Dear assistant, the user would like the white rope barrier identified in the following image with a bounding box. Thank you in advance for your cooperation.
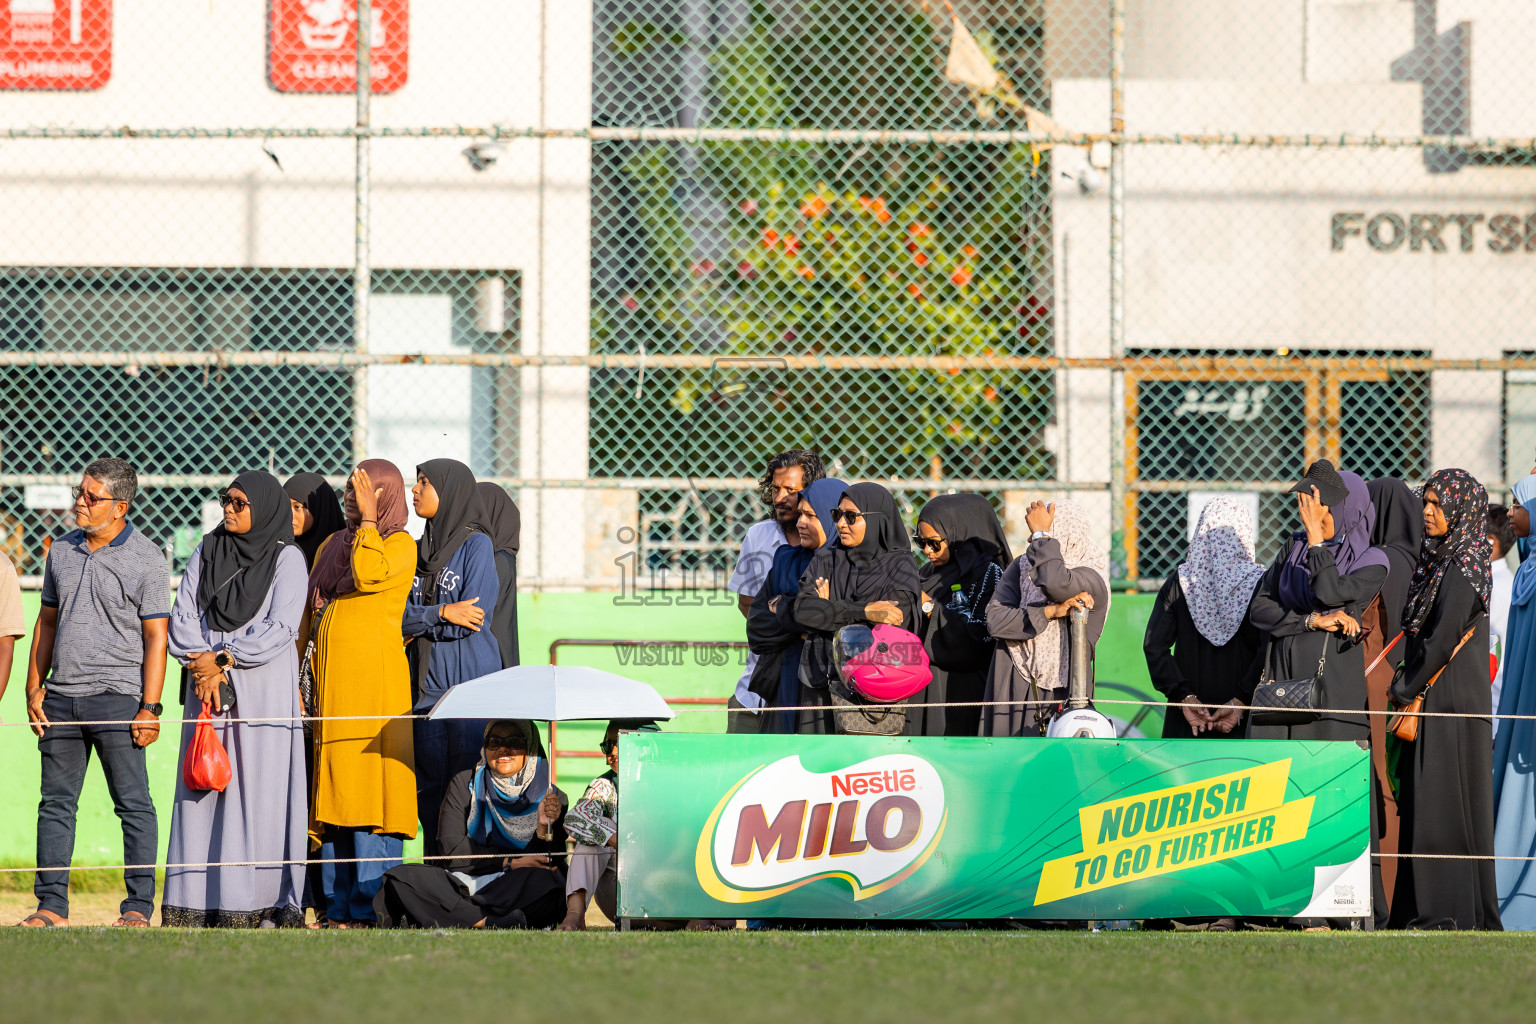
[0,697,1530,728]
[0,850,608,875]
[4,699,1527,875]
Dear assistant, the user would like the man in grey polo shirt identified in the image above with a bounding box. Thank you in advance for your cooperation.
[20,458,170,928]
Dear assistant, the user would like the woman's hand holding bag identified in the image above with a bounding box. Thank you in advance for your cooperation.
[182,703,233,792]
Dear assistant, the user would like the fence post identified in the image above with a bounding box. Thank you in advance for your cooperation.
[352,0,373,466]
[1107,0,1128,581]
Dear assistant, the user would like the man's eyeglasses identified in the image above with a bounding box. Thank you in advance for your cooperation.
[829,509,882,525]
[913,535,944,552]
[486,734,529,752]
[600,739,617,756]
[218,490,251,512]
[71,486,121,508]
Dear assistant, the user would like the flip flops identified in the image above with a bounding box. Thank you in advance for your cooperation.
[19,912,68,928]
[111,911,152,928]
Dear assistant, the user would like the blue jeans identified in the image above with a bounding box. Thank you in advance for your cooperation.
[413,716,489,854]
[320,830,404,923]
[35,692,159,920]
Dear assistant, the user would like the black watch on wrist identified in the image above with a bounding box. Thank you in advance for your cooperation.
[214,650,232,670]
[139,701,163,716]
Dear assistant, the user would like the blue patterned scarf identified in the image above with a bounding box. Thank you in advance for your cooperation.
[465,720,549,850]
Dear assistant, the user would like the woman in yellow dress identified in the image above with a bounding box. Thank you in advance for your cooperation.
[301,459,417,927]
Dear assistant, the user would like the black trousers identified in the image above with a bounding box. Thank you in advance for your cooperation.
[375,864,566,929]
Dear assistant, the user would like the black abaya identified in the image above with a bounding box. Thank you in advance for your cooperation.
[478,482,521,669]
[910,563,1002,737]
[488,548,520,668]
[1247,547,1386,741]
[792,483,921,734]
[1388,568,1502,930]
[909,494,1010,737]
[374,768,568,929]
[1144,574,1265,739]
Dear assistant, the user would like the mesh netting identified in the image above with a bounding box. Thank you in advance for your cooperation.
[2,1,1534,584]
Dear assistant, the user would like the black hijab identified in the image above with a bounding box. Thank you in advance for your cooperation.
[477,482,521,555]
[1367,477,1423,640]
[283,473,346,570]
[916,493,1013,595]
[1402,468,1491,637]
[826,482,922,606]
[416,459,487,602]
[477,481,521,670]
[198,471,294,633]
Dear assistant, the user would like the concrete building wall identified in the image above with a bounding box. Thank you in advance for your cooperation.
[0,1,598,585]
[1049,0,1536,555]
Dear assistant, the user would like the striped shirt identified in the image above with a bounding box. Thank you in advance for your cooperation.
[40,521,171,697]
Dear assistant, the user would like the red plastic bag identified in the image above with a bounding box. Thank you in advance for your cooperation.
[182,704,232,793]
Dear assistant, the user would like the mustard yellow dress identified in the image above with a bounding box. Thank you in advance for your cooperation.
[305,528,419,843]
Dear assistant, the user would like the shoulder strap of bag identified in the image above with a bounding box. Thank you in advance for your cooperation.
[1365,631,1404,676]
[1417,625,1478,696]
[1255,618,1332,687]
[1256,632,1273,686]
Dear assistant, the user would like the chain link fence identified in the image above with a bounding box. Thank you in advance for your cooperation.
[2,1,1534,588]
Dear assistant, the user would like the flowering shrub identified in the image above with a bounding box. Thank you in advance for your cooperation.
[589,7,1053,480]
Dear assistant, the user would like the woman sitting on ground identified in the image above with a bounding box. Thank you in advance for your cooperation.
[374,720,568,929]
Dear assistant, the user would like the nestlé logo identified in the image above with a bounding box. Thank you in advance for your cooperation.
[694,754,947,903]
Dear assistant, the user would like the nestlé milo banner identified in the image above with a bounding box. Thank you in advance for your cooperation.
[617,734,1370,921]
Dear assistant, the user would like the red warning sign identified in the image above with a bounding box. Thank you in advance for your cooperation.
[1,0,112,90]
[269,0,408,94]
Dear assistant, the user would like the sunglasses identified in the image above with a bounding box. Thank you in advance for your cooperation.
[486,734,528,752]
[218,490,252,512]
[600,739,617,756]
[913,535,944,552]
[71,485,120,508]
[829,509,883,525]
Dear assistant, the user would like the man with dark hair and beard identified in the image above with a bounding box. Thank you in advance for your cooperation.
[725,449,825,734]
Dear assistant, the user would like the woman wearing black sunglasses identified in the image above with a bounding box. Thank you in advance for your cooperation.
[375,720,568,929]
[909,494,1012,737]
[793,483,922,733]
[164,471,308,927]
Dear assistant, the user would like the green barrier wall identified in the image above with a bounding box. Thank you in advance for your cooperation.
[621,733,1371,920]
[0,591,1164,865]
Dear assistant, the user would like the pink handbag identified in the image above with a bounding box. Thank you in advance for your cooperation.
[834,623,932,703]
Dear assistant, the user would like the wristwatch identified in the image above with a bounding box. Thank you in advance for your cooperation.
[1029,530,1051,542]
[214,650,233,670]
[139,701,163,716]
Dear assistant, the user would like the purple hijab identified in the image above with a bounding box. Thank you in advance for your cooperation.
[1276,470,1391,612]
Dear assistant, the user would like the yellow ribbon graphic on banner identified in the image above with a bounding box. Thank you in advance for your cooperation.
[1034,759,1313,905]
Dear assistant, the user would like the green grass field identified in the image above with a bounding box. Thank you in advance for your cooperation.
[1,930,1532,1023]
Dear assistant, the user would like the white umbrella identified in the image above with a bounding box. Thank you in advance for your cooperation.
[426,665,676,722]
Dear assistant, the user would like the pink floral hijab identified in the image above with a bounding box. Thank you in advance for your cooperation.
[1177,497,1265,647]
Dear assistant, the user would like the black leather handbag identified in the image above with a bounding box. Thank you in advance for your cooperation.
[1249,636,1328,727]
